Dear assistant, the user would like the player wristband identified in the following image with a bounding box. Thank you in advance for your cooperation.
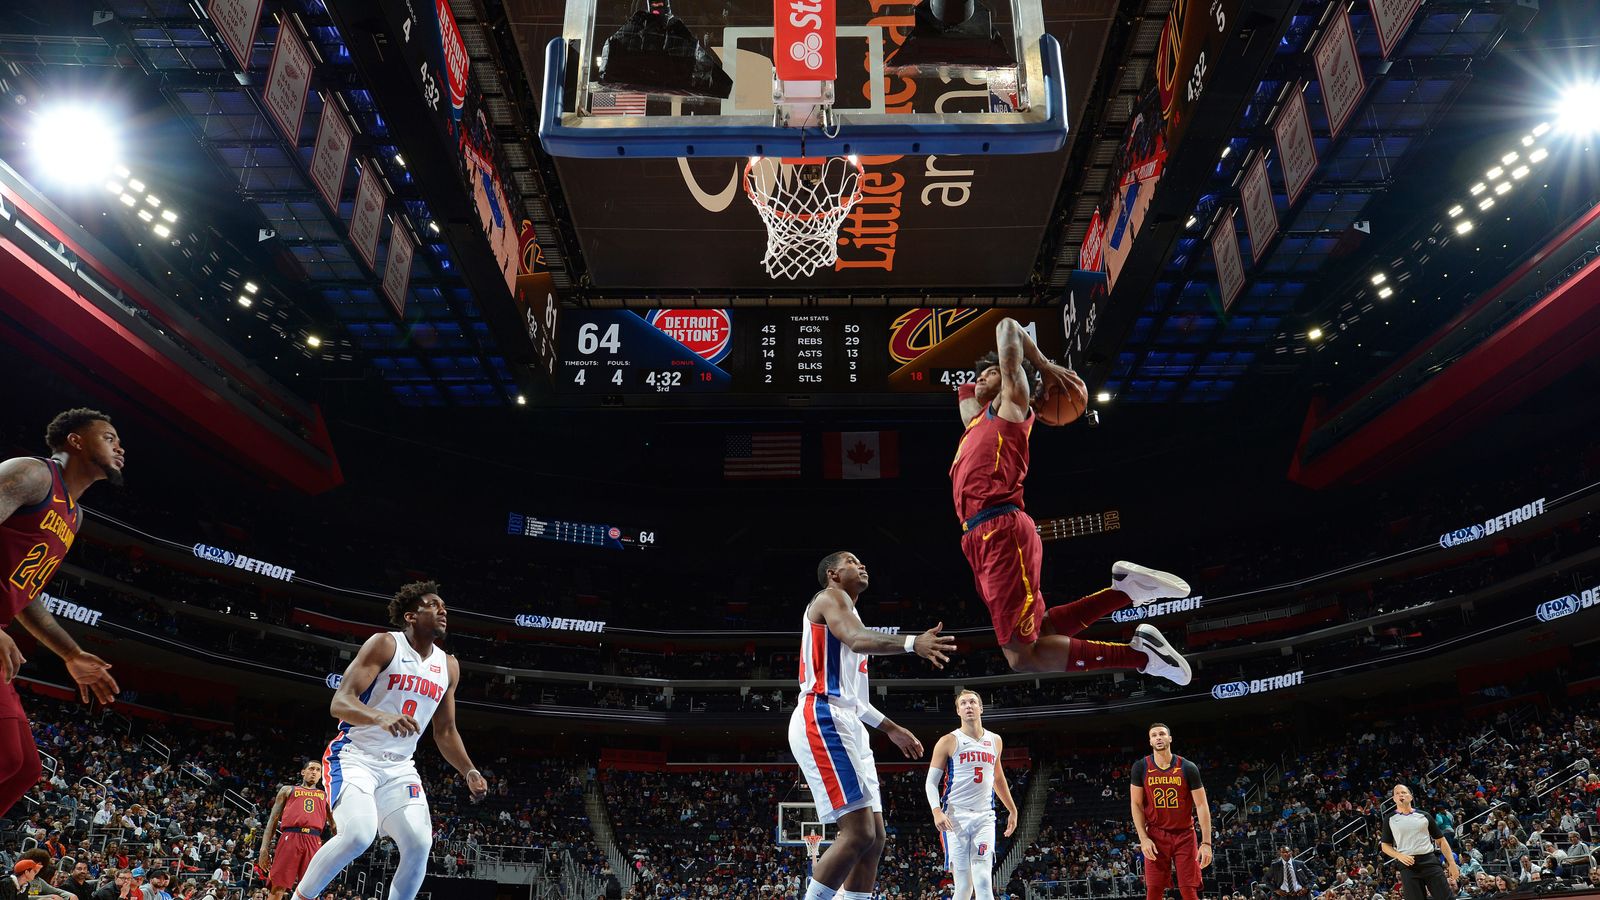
[467,769,480,778]
[904,635,916,653]
[958,382,977,401]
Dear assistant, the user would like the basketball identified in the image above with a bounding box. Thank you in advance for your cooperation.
[1035,383,1086,426]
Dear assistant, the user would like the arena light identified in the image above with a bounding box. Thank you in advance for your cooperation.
[244,281,259,294]
[1494,182,1512,195]
[127,178,145,192]
[119,193,136,206]
[1447,205,1464,218]
[1095,390,1111,403]
[1556,83,1600,134]
[1501,151,1518,165]
[427,221,441,234]
[1529,148,1549,163]
[152,223,171,238]
[161,209,178,223]
[237,295,253,308]
[1377,286,1394,299]
[1370,272,1387,286]
[1512,165,1529,179]
[1307,327,1323,341]
[1478,197,1495,211]
[136,208,153,222]
[1522,135,1535,147]
[144,194,160,207]
[1486,166,1504,179]
[31,105,119,186]
[516,394,528,406]
[104,180,122,194]
[1533,122,1552,137]
[1470,183,1486,195]
[1455,220,1474,234]
[306,335,322,348]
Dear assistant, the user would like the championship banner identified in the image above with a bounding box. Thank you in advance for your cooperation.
[208,0,264,69]
[348,159,385,270]
[263,15,314,143]
[382,216,416,318]
[1210,209,1245,311]
[1273,85,1318,207]
[309,94,353,209]
[1314,4,1365,140]
[1239,152,1278,262]
[1370,0,1424,60]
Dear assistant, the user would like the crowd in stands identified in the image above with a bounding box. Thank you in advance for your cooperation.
[0,695,604,900]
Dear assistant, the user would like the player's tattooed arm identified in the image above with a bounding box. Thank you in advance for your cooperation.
[0,457,51,524]
[996,318,1075,411]
[813,590,955,666]
[258,785,293,866]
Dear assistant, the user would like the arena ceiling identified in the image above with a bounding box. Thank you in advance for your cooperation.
[0,0,1587,412]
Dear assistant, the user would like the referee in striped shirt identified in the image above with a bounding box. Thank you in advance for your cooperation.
[1380,784,1460,900]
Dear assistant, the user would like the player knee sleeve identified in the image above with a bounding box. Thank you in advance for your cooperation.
[951,865,973,900]
[971,861,994,900]
[383,805,433,900]
[294,793,378,899]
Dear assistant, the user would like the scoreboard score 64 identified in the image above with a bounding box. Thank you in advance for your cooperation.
[554,305,1079,399]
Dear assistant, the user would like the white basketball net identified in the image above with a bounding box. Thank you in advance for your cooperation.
[802,833,824,862]
[744,156,864,279]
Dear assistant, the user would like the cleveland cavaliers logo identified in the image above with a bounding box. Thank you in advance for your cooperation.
[887,309,982,365]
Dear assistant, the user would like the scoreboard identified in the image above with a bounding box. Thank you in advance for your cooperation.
[507,512,656,550]
[550,305,1082,402]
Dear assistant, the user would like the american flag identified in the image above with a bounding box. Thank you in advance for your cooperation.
[590,91,648,116]
[724,432,802,479]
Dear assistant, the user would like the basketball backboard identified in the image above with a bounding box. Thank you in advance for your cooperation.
[778,800,840,846]
[537,0,1064,159]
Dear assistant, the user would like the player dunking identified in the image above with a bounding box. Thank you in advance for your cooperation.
[291,582,488,900]
[1130,723,1212,900]
[926,690,1017,900]
[789,551,956,900]
[0,409,122,818]
[952,319,1193,683]
[259,760,332,900]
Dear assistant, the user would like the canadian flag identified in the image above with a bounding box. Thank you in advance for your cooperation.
[823,431,899,480]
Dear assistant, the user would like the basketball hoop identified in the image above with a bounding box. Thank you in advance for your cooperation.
[744,155,864,279]
[802,833,824,863]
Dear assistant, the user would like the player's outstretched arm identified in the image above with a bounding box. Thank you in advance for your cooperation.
[995,319,1080,418]
[994,736,1019,837]
[814,590,956,666]
[257,785,292,870]
[0,458,50,524]
[15,601,116,703]
[926,733,955,831]
[432,655,488,801]
[956,382,984,425]
[330,633,412,733]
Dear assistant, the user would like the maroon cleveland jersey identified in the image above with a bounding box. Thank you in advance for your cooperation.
[1,459,81,626]
[950,404,1035,523]
[1132,754,1203,831]
[279,785,330,831]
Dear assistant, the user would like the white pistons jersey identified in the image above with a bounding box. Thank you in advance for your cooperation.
[797,605,869,707]
[340,632,450,759]
[942,728,1000,813]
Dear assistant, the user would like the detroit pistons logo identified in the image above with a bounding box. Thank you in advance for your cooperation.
[647,309,733,364]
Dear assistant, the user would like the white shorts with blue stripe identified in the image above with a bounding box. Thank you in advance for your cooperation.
[942,807,997,874]
[323,733,429,827]
[788,694,881,823]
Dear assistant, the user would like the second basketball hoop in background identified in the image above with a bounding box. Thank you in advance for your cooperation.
[744,155,864,279]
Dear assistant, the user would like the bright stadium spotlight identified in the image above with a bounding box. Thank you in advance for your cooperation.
[1370,272,1387,286]
[306,335,322,348]
[1095,390,1111,403]
[1447,205,1464,218]
[1556,82,1600,134]
[1307,327,1323,341]
[1377,286,1394,299]
[1529,148,1549,163]
[152,223,171,238]
[1456,220,1474,234]
[31,105,119,187]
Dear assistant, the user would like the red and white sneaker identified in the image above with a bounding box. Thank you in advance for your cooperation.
[1131,624,1193,686]
[1112,561,1191,606]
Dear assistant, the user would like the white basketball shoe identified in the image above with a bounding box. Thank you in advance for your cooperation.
[1130,624,1193,686]
[1111,561,1191,606]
